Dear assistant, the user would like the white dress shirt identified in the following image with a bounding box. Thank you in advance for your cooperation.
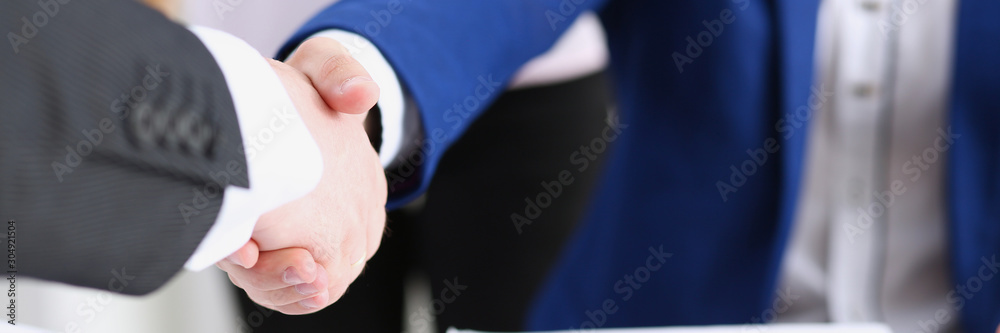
[183,27,323,270]
[778,0,959,332]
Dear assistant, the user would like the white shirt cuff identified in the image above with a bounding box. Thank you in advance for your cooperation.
[307,30,408,167]
[183,26,324,271]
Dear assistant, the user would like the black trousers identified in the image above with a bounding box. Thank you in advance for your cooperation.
[236,71,613,333]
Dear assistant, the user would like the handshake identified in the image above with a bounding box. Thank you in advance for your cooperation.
[216,37,388,315]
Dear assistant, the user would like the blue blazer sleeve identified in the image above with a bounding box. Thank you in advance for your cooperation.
[278,0,607,209]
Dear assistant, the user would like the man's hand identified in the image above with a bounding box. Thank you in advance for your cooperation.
[218,48,386,315]
[285,37,381,115]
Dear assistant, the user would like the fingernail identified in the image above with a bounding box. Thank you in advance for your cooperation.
[295,283,320,296]
[226,254,244,268]
[299,296,320,309]
[283,267,306,285]
[340,76,373,94]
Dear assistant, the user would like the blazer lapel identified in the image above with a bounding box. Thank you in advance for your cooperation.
[765,0,822,303]
[948,0,1000,330]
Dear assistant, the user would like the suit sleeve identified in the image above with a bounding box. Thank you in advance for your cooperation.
[278,0,608,208]
[0,0,248,295]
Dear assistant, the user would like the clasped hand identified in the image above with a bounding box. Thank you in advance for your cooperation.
[217,37,387,315]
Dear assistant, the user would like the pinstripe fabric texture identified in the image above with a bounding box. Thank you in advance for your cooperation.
[1,0,247,295]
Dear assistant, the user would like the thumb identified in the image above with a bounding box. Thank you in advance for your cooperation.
[285,37,380,115]
[225,239,261,269]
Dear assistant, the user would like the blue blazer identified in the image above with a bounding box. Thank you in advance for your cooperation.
[281,0,1000,331]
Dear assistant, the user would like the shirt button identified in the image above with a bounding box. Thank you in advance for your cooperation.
[847,177,865,206]
[853,83,877,98]
[859,0,881,12]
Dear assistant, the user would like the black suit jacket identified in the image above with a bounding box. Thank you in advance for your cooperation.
[0,0,248,295]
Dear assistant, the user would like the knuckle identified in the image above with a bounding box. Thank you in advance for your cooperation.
[319,53,356,82]
[296,38,331,57]
[298,37,324,52]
